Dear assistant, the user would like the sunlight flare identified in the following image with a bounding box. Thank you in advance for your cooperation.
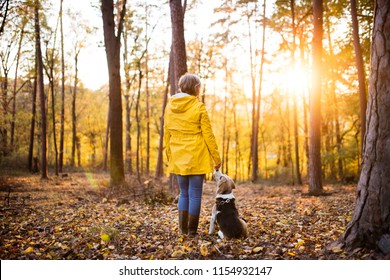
[285,64,309,97]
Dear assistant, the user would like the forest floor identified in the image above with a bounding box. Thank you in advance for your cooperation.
[0,172,385,260]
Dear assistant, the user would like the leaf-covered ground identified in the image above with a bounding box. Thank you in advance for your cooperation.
[0,172,382,260]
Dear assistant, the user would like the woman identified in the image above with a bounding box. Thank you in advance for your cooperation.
[164,73,221,235]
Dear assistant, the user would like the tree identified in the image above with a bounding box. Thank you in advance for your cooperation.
[247,0,267,182]
[290,0,302,185]
[350,0,367,155]
[122,16,136,175]
[308,0,323,195]
[169,0,187,90]
[59,0,65,173]
[167,0,187,194]
[101,0,127,186]
[28,66,38,172]
[71,48,80,168]
[156,65,170,178]
[35,0,47,179]
[338,0,390,254]
[10,14,27,149]
[43,26,59,175]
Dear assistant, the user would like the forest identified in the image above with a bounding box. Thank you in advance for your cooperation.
[1,0,390,261]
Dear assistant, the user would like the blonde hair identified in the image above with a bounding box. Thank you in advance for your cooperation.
[178,74,201,96]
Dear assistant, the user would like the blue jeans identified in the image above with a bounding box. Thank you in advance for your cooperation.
[177,175,205,216]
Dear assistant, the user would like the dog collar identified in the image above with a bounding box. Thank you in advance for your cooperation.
[216,196,235,207]
[216,193,235,199]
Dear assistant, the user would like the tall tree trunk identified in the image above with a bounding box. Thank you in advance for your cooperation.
[76,136,81,167]
[168,0,187,194]
[333,90,343,179]
[260,127,268,179]
[103,109,110,171]
[156,63,170,178]
[35,0,47,179]
[11,19,26,148]
[350,0,367,155]
[308,0,323,195]
[222,58,228,172]
[145,4,150,176]
[46,54,58,175]
[124,93,133,174]
[286,95,294,183]
[248,11,257,181]
[257,0,266,178]
[28,69,38,172]
[340,0,390,252]
[168,46,176,96]
[1,64,8,157]
[101,0,127,186]
[122,26,135,175]
[46,14,60,175]
[299,33,309,179]
[135,65,142,183]
[169,0,187,88]
[71,51,79,168]
[290,0,302,185]
[233,101,240,180]
[324,5,342,180]
[59,0,65,173]
[303,92,309,178]
[50,71,58,175]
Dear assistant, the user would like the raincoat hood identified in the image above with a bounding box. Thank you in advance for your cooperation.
[169,94,198,113]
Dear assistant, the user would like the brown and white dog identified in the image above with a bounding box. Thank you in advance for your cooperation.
[208,170,248,239]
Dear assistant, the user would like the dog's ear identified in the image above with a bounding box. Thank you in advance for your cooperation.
[232,182,236,189]
[217,177,228,192]
[218,176,227,185]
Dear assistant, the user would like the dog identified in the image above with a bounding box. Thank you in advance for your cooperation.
[208,170,248,239]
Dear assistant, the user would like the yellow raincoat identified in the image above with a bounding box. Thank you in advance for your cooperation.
[164,94,221,175]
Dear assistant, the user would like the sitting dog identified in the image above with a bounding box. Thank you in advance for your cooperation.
[208,170,248,239]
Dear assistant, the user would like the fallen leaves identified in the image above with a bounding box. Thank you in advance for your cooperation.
[23,247,34,254]
[0,174,376,260]
[200,242,210,256]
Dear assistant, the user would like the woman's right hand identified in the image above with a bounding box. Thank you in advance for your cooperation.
[214,163,221,170]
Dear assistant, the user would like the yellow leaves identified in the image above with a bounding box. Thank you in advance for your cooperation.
[54,225,62,233]
[24,247,34,254]
[98,226,119,242]
[200,244,209,256]
[279,218,288,224]
[171,249,184,258]
[304,208,312,215]
[329,243,344,254]
[287,251,296,257]
[252,247,264,253]
[198,241,213,257]
[100,234,111,242]
[295,239,305,248]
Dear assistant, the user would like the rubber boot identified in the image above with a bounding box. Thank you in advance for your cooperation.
[178,210,188,234]
[188,214,200,235]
